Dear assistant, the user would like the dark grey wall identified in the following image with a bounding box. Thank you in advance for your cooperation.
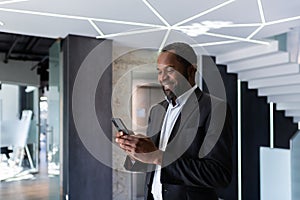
[62,35,112,200]
[241,82,270,200]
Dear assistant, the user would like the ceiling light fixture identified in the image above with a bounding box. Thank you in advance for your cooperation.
[177,21,233,37]
[204,32,269,45]
[40,96,48,101]
[247,24,265,39]
[96,27,166,39]
[174,0,235,27]
[191,40,239,47]
[25,86,36,93]
[217,23,262,28]
[142,0,170,27]
[0,20,4,26]
[88,19,104,36]
[257,0,266,23]
[159,29,171,52]
[0,7,164,28]
[0,0,29,5]
[178,23,210,37]
[266,15,300,26]
[201,20,233,29]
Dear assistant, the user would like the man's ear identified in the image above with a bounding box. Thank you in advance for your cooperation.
[187,64,197,76]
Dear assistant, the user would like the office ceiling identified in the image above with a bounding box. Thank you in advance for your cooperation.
[0,0,300,56]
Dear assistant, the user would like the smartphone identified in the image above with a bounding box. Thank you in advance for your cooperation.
[112,118,130,135]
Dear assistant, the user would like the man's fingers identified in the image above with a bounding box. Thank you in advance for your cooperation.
[116,137,136,148]
[116,131,125,138]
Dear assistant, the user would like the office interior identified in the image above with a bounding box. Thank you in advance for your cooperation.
[0,1,300,200]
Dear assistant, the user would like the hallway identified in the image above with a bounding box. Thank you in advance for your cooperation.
[0,139,61,200]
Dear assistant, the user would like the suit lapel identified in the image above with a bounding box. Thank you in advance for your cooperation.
[150,100,168,146]
[167,88,203,144]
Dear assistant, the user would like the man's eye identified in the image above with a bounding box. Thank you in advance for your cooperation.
[166,68,175,73]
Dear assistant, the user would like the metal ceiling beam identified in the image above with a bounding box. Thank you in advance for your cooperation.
[24,37,38,51]
[4,36,21,63]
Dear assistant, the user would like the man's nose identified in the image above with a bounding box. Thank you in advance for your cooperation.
[160,71,168,81]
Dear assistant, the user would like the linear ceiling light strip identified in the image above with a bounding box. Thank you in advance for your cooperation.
[88,19,104,36]
[173,0,235,27]
[247,24,265,39]
[142,0,170,27]
[96,27,165,38]
[0,0,28,5]
[265,15,300,26]
[204,32,269,45]
[0,7,164,28]
[204,23,262,28]
[257,0,266,23]
[158,29,171,52]
[191,40,239,47]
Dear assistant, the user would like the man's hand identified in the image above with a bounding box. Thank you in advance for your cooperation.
[115,132,162,165]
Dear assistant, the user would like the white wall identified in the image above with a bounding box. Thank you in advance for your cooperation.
[0,84,19,121]
[260,147,291,200]
[0,53,39,86]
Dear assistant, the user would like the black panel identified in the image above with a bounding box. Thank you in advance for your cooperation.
[19,86,34,118]
[202,56,238,200]
[203,56,298,200]
[274,107,298,149]
[241,82,269,200]
[62,35,112,200]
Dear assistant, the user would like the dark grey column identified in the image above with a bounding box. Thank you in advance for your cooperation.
[62,35,112,200]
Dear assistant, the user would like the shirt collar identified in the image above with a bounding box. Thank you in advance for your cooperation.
[165,85,197,107]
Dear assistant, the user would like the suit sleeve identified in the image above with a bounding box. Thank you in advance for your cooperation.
[161,101,233,188]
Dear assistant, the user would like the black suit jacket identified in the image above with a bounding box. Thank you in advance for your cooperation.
[125,88,233,200]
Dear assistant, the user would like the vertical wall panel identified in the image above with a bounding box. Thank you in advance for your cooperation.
[241,82,269,200]
[291,131,300,200]
[202,56,238,200]
[274,108,298,149]
[63,35,112,200]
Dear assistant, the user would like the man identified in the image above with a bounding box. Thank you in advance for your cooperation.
[115,42,233,200]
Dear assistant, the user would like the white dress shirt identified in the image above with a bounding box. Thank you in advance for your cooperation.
[151,85,197,200]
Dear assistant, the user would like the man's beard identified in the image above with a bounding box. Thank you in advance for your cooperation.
[162,70,191,102]
[163,87,177,102]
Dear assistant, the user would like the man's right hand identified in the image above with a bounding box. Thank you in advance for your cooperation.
[115,132,162,165]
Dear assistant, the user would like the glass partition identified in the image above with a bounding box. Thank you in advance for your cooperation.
[47,40,62,198]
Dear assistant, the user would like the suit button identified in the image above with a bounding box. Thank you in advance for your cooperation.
[164,189,168,192]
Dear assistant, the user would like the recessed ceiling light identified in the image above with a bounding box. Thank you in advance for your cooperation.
[201,20,233,29]
[40,96,48,101]
[0,21,4,26]
[178,23,210,37]
[177,21,233,37]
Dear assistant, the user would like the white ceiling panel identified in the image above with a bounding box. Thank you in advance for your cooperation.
[0,0,164,24]
[183,0,262,25]
[93,21,156,35]
[0,10,97,38]
[0,0,299,55]
[147,0,227,25]
[209,26,259,38]
[262,0,300,22]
